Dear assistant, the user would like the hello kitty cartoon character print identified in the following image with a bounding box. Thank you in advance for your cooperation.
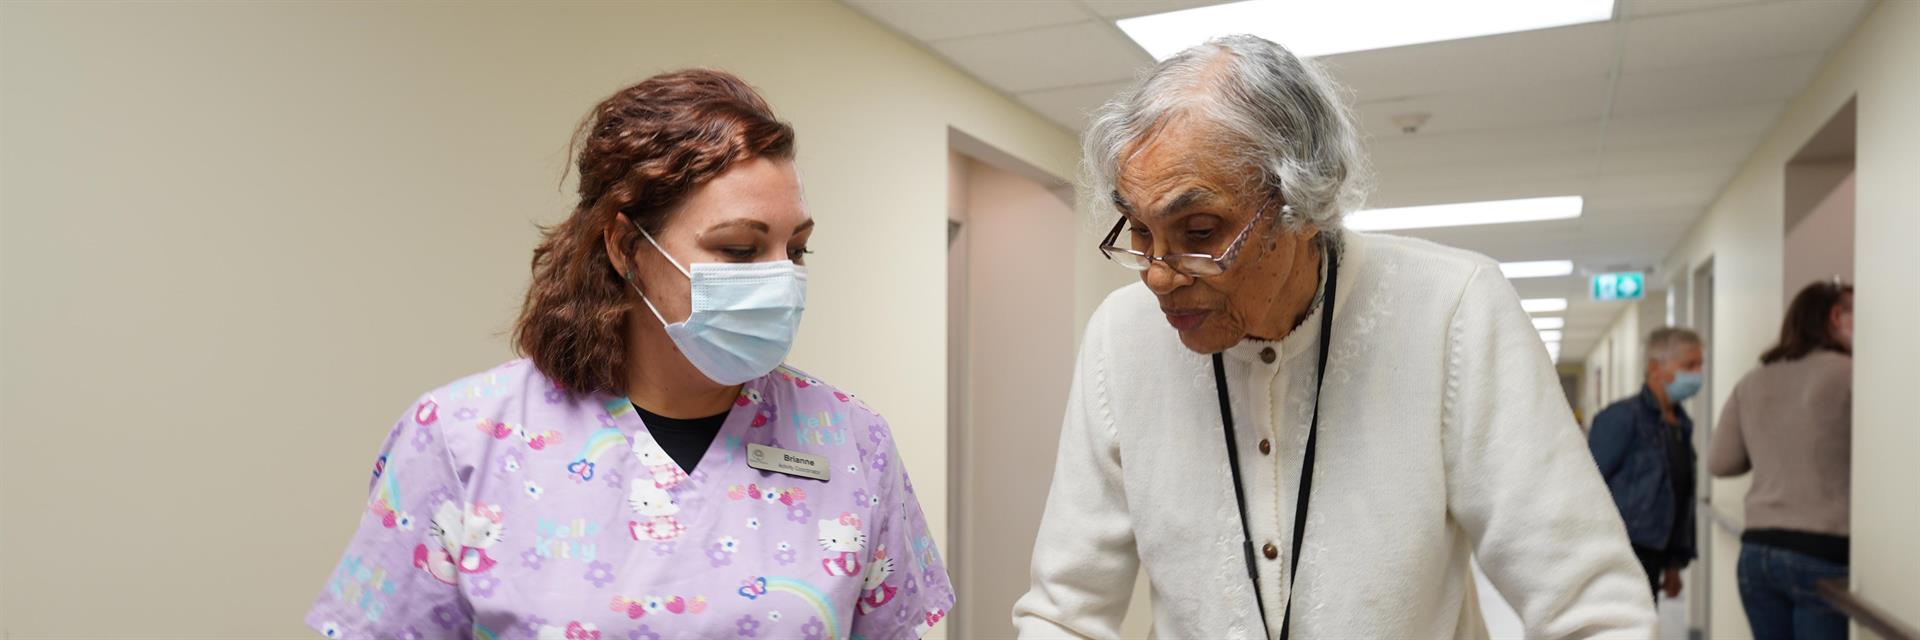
[631,429,689,490]
[627,480,686,542]
[412,500,506,584]
[819,514,867,577]
[857,545,898,614]
[307,361,953,639]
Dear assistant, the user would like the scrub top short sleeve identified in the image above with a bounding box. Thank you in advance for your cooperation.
[307,395,470,639]
[848,415,956,640]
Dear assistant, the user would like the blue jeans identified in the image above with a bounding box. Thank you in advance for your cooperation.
[1737,543,1848,640]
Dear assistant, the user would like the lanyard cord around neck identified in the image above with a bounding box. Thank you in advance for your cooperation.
[1212,244,1339,640]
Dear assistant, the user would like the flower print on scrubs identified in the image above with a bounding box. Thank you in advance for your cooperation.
[307,359,954,639]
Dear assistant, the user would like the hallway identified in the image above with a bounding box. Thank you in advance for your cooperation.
[3,1,1914,638]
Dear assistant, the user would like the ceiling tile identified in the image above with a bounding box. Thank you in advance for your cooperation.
[1583,198,1721,230]
[843,0,1093,42]
[931,21,1151,93]
[1586,194,1719,218]
[1603,102,1785,147]
[1372,154,1602,204]
[1588,166,1740,199]
[1367,122,1603,170]
[1321,22,1616,101]
[1621,0,1873,71]
[1610,53,1823,115]
[1353,77,1611,138]
[1081,0,1228,20]
[1628,0,1785,18]
[1599,136,1759,174]
[1598,208,1719,231]
[1416,225,1674,265]
[1016,80,1135,131]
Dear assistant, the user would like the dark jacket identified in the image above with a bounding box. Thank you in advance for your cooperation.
[1589,385,1697,565]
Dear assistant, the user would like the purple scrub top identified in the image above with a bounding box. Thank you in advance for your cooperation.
[307,359,953,640]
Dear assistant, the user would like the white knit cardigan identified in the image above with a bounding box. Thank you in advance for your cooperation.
[1012,232,1655,639]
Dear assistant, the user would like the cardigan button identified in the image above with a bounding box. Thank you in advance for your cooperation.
[1259,439,1272,455]
[1263,542,1279,560]
[1259,347,1277,364]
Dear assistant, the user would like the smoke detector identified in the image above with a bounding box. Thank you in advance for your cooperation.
[1390,112,1432,134]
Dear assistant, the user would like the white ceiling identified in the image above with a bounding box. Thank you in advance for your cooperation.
[844,0,1876,363]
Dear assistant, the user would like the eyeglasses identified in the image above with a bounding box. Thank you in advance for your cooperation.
[1098,199,1289,277]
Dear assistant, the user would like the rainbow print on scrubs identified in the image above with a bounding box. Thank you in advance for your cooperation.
[740,576,840,638]
[567,428,626,483]
[605,396,635,418]
[367,459,409,530]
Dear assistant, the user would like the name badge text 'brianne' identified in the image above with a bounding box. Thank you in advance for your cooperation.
[745,443,830,481]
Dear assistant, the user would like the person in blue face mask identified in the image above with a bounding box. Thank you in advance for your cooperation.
[1589,327,1706,604]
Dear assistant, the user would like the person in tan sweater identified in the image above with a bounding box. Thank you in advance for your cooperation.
[1709,280,1853,640]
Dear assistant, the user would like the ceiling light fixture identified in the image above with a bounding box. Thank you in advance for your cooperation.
[1344,196,1584,232]
[1538,330,1564,342]
[1522,298,1569,313]
[1500,260,1576,279]
[1117,0,1617,60]
[1533,317,1566,330]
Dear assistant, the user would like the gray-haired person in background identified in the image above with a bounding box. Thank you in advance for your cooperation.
[1589,328,1705,603]
[1711,280,1853,640]
[1012,34,1653,639]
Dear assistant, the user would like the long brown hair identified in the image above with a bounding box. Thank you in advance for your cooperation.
[513,69,795,395]
[1760,280,1853,365]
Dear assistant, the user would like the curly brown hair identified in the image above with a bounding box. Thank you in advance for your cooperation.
[514,69,795,395]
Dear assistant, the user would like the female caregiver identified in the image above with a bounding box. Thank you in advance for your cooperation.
[1012,36,1653,638]
[307,69,953,640]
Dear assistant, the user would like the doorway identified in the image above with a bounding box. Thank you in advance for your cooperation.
[1690,258,1734,640]
[946,129,1078,639]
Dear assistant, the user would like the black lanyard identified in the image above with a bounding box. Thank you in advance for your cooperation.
[1212,246,1338,640]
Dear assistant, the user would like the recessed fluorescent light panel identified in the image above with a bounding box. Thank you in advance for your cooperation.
[1118,0,1617,60]
[1538,330,1564,342]
[1545,341,1562,362]
[1522,298,1569,313]
[1500,260,1575,279]
[1533,317,1566,330]
[1344,196,1584,232]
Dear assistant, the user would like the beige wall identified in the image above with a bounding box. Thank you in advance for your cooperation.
[1846,0,1920,622]
[1581,300,1644,426]
[0,2,1085,636]
[1598,1,1920,635]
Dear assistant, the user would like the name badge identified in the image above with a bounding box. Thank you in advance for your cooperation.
[746,443,830,482]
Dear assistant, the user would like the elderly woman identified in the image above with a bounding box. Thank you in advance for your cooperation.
[1012,36,1652,638]
[306,69,952,639]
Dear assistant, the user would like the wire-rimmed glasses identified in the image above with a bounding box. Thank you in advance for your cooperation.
[1098,199,1289,277]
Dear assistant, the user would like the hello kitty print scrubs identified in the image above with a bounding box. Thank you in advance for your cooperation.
[307,359,953,640]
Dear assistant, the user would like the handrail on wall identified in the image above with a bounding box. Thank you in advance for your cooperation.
[1815,579,1919,640]
[1704,500,1915,640]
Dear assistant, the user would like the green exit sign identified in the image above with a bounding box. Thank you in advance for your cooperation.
[1592,272,1645,301]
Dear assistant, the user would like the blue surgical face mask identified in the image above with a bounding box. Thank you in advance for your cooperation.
[628,225,807,385]
[1666,371,1704,403]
